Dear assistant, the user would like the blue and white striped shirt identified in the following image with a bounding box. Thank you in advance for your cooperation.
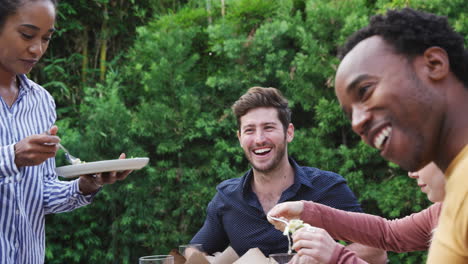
[0,75,93,264]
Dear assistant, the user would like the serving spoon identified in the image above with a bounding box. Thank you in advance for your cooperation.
[57,143,82,165]
[268,215,289,226]
[46,131,82,165]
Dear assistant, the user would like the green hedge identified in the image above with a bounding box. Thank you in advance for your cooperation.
[43,0,467,263]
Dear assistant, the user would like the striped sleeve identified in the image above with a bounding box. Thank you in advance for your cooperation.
[43,178,94,214]
[42,151,94,214]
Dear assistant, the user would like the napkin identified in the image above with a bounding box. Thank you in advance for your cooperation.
[233,248,269,264]
[185,251,210,264]
[212,246,239,264]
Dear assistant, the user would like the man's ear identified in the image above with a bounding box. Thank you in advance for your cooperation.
[237,130,242,146]
[286,123,294,143]
[423,47,450,81]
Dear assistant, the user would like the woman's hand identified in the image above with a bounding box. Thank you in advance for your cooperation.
[289,226,338,264]
[14,126,60,168]
[79,153,133,194]
[267,201,304,231]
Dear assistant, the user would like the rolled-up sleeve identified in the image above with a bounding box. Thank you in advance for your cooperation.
[43,157,95,214]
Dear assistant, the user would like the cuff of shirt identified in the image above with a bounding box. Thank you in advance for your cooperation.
[72,179,101,204]
[329,243,345,264]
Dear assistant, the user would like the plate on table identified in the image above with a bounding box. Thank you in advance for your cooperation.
[55,157,149,178]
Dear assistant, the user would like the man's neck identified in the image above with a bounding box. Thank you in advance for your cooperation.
[251,157,295,213]
[435,80,468,172]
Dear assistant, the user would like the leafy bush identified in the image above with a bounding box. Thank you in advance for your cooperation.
[44,0,467,263]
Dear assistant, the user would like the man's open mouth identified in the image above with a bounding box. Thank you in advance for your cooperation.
[253,147,272,156]
[373,126,392,150]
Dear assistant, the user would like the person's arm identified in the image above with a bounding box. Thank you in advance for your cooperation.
[78,153,133,195]
[290,226,370,264]
[332,244,371,264]
[190,193,230,255]
[345,243,387,264]
[43,152,134,213]
[302,201,440,252]
[315,174,387,262]
[0,130,60,183]
[268,201,439,253]
[42,156,95,214]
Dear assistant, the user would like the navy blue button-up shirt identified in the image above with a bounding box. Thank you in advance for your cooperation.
[190,158,362,256]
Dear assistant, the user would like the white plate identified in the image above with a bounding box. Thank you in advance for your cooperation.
[55,157,149,178]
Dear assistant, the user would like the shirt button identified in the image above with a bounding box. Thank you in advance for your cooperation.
[15,210,19,215]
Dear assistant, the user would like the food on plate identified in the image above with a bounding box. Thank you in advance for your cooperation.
[71,158,85,165]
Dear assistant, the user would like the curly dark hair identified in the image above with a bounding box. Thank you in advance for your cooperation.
[0,0,58,32]
[338,8,468,88]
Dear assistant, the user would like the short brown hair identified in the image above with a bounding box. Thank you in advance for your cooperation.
[232,87,291,132]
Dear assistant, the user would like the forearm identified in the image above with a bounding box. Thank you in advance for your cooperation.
[301,201,384,245]
[78,176,103,195]
[43,179,94,214]
[301,201,430,252]
[330,243,370,264]
[345,243,387,264]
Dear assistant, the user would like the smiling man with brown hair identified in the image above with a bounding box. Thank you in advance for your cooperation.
[189,86,386,263]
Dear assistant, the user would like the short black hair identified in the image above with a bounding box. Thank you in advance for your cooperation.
[0,0,58,31]
[339,8,468,88]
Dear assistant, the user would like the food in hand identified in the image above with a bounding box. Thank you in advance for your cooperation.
[283,219,312,235]
[283,219,313,254]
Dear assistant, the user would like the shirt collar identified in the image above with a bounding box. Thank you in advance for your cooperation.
[291,158,314,188]
[17,74,38,93]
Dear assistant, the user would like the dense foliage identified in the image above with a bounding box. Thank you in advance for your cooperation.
[38,0,468,263]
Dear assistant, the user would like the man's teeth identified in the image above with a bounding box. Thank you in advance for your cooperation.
[254,148,271,154]
[374,127,392,150]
